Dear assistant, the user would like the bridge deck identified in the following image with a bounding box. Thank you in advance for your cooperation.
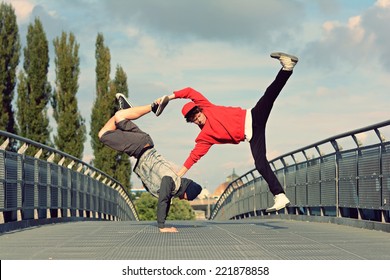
[0,218,389,260]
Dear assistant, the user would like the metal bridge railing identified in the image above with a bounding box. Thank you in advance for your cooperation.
[210,120,390,224]
[0,130,138,228]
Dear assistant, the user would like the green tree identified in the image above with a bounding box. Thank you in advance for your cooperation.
[113,65,129,109]
[135,192,158,221]
[135,192,196,221]
[111,65,131,191]
[0,2,20,135]
[16,18,51,152]
[90,33,117,175]
[52,31,86,159]
[16,71,28,135]
[167,198,196,221]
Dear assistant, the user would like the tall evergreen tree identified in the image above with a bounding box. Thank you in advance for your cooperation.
[16,18,51,150]
[52,32,86,159]
[112,65,131,190]
[90,33,117,176]
[113,65,128,97]
[16,71,28,135]
[0,3,20,135]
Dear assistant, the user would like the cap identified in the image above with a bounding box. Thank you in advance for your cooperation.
[181,102,197,118]
[184,181,202,201]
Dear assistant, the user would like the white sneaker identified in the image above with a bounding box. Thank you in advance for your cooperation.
[270,52,298,71]
[266,193,290,213]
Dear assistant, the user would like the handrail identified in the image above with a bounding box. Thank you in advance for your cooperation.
[272,119,389,162]
[0,130,119,186]
[0,130,139,226]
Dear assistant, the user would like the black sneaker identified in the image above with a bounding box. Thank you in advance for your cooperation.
[154,95,169,116]
[116,93,133,110]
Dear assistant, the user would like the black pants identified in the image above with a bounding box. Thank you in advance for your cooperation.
[249,69,292,196]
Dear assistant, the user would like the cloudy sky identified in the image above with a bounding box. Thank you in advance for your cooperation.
[6,0,390,193]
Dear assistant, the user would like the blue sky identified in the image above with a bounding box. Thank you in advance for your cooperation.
[6,0,390,193]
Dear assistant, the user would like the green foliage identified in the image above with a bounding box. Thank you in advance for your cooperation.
[90,33,117,174]
[135,193,158,221]
[16,71,27,134]
[167,198,196,221]
[90,34,133,191]
[111,65,131,191]
[0,2,20,134]
[114,65,129,98]
[4,16,134,196]
[16,18,51,154]
[111,139,132,192]
[135,192,196,221]
[52,31,86,159]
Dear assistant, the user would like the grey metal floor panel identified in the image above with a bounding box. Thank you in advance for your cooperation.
[0,219,389,260]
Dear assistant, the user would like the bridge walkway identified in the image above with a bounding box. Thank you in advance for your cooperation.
[0,218,389,260]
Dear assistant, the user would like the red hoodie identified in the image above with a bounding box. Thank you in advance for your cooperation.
[174,87,246,169]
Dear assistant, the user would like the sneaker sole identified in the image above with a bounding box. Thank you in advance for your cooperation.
[270,52,298,63]
[115,93,134,109]
[265,202,291,213]
[155,95,169,116]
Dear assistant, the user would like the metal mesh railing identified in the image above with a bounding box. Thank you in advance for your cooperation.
[0,130,138,225]
[211,120,390,224]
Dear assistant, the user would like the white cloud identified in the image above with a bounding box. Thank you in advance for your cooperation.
[322,21,339,33]
[304,0,390,72]
[376,0,390,8]
[101,0,305,47]
[125,26,140,38]
[6,0,34,23]
[347,16,365,43]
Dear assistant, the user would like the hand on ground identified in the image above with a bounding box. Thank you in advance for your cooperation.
[159,227,178,233]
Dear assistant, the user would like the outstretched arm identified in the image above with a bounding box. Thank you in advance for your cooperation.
[177,166,188,177]
[161,89,212,106]
[171,88,213,107]
[157,176,179,233]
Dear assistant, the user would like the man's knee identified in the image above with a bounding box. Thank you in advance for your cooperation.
[98,129,106,139]
[161,176,174,185]
[114,110,126,123]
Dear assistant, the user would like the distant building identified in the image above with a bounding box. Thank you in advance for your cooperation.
[190,169,242,219]
[212,169,240,198]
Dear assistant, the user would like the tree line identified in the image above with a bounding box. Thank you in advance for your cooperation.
[0,2,131,191]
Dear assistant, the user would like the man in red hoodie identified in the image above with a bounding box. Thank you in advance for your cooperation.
[160,52,298,212]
